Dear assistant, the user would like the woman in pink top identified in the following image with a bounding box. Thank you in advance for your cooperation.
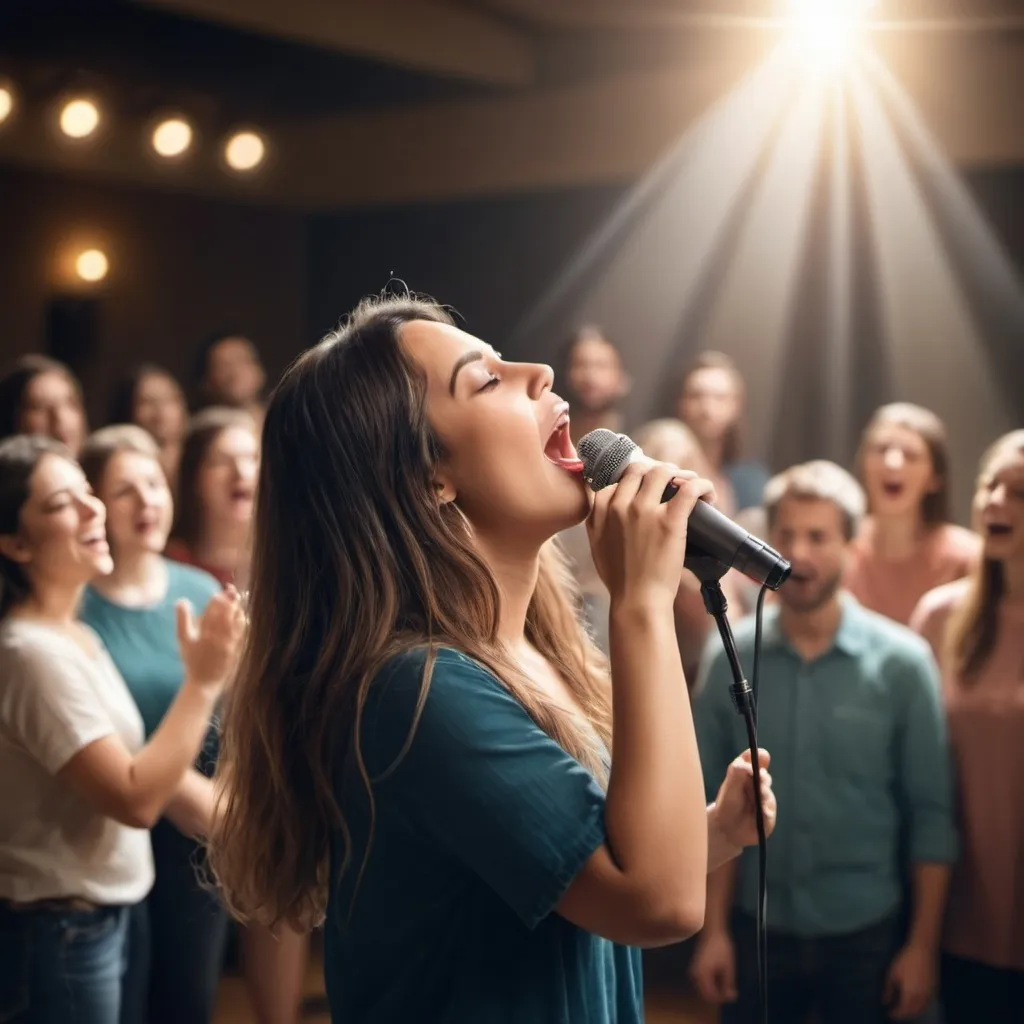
[910,429,1024,1024]
[847,403,979,624]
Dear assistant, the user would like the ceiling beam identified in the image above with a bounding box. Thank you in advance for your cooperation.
[274,32,1024,208]
[135,0,536,87]
[0,34,1020,209]
[477,0,1024,32]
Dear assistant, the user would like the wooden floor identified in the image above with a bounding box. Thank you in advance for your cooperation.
[212,945,715,1023]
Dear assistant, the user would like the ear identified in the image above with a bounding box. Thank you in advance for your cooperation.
[0,533,31,566]
[433,475,457,506]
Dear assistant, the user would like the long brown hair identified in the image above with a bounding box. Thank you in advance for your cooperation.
[172,406,256,549]
[677,351,746,465]
[856,403,952,525]
[945,430,1024,679]
[208,296,611,930]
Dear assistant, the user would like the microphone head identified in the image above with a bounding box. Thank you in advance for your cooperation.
[577,429,638,492]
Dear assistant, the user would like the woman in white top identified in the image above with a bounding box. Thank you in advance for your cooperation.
[0,434,243,1024]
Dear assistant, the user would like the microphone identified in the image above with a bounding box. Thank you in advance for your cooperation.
[577,428,791,591]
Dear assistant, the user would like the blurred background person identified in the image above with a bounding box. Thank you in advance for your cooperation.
[691,460,956,1024]
[848,403,980,625]
[561,325,629,445]
[109,365,190,491]
[164,405,307,1024]
[911,429,1024,1024]
[78,425,228,1024]
[676,351,769,513]
[196,334,266,425]
[167,407,259,593]
[633,417,743,685]
[556,325,630,651]
[0,355,88,456]
[0,434,240,1023]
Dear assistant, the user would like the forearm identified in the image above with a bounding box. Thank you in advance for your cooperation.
[163,769,219,839]
[128,679,218,822]
[905,862,951,951]
[703,860,738,934]
[707,804,743,872]
[605,598,708,915]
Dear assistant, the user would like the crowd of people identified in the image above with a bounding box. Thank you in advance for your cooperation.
[0,313,1020,1024]
[0,337,307,1024]
[559,327,1023,1023]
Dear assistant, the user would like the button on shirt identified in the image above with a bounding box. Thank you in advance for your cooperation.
[694,596,957,938]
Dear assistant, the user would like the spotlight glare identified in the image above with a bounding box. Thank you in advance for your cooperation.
[0,85,13,126]
[152,117,193,158]
[224,130,265,172]
[60,98,100,139]
[787,0,874,72]
[76,249,109,283]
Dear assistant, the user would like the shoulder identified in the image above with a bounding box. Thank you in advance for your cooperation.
[908,578,968,652]
[165,558,222,603]
[910,578,968,631]
[847,604,938,694]
[0,622,71,672]
[937,524,981,562]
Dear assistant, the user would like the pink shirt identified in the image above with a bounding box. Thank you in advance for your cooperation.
[845,520,980,625]
[911,579,1024,971]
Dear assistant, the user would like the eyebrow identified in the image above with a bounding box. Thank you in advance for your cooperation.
[448,351,484,396]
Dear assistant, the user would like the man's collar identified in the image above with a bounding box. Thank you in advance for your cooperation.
[763,592,869,658]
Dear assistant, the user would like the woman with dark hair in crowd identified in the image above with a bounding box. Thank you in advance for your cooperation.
[675,351,769,513]
[848,402,980,625]
[165,405,307,1024]
[0,354,88,455]
[910,429,1024,1024]
[207,296,775,1023]
[167,407,259,591]
[109,365,189,490]
[0,434,242,1023]
[78,425,229,1024]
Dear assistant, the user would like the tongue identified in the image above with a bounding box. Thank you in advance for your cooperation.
[545,427,584,472]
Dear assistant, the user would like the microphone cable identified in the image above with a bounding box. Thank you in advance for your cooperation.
[701,580,770,1024]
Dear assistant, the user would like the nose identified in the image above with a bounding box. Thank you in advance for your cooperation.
[882,447,904,470]
[78,492,106,524]
[988,482,1008,507]
[526,362,554,401]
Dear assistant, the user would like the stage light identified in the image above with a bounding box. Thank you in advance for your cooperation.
[151,117,193,158]
[0,84,13,126]
[224,130,265,172]
[76,249,108,283]
[787,0,875,72]
[60,98,100,139]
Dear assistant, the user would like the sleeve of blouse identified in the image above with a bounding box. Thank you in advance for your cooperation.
[0,642,116,774]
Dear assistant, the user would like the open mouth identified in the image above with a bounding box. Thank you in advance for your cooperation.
[985,523,1013,537]
[881,481,905,498]
[230,486,254,504]
[543,415,584,473]
[80,531,109,553]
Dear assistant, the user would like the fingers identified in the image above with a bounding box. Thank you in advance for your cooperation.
[739,747,771,770]
[175,599,196,647]
[632,462,694,509]
[664,473,716,528]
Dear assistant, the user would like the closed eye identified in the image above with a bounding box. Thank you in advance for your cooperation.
[478,375,501,392]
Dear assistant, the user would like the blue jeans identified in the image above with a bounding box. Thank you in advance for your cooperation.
[0,903,129,1024]
[120,821,230,1024]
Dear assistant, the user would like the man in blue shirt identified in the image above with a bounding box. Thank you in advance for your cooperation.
[691,460,957,1024]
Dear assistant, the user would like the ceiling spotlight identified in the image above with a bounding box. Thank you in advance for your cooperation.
[224,130,266,172]
[76,249,109,283]
[151,117,193,158]
[787,0,875,72]
[60,97,101,139]
[0,84,13,126]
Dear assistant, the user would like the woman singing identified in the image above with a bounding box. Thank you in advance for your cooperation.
[911,430,1024,1024]
[209,297,776,1023]
[847,403,979,625]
